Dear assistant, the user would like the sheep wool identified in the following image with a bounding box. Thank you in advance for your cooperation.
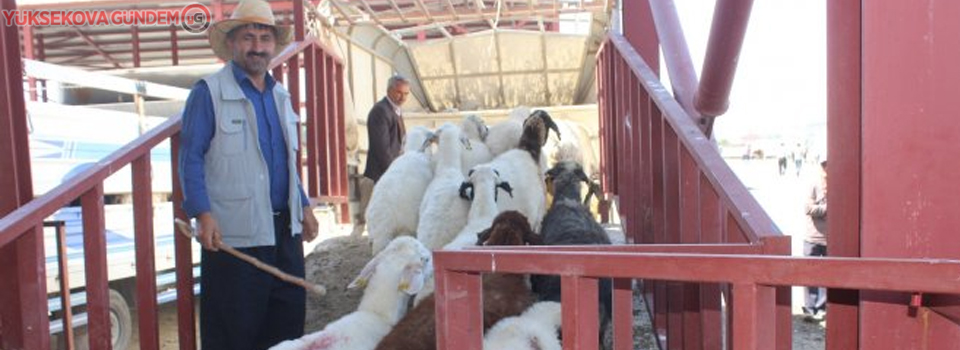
[269,237,431,350]
[417,123,471,250]
[483,301,562,350]
[366,126,436,254]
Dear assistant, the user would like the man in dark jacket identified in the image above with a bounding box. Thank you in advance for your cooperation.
[364,75,409,181]
[355,75,410,235]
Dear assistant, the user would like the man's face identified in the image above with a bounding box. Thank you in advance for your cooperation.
[388,82,411,106]
[228,25,277,77]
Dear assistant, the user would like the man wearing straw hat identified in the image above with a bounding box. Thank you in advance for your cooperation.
[178,0,319,348]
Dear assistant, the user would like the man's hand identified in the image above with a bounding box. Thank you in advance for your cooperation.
[196,212,223,251]
[302,206,319,243]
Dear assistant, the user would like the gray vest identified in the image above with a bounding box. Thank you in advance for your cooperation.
[201,64,304,248]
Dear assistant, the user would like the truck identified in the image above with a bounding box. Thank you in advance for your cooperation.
[29,100,200,350]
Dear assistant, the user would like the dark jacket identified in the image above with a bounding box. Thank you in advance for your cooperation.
[363,97,405,182]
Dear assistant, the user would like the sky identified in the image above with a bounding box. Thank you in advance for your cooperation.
[669,0,827,150]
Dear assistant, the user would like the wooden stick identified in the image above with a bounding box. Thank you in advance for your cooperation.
[175,218,327,296]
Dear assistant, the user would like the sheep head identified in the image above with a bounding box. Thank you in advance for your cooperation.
[349,236,432,295]
[402,126,434,153]
[518,110,561,160]
[476,211,542,246]
[545,161,599,206]
[459,165,514,202]
[460,114,490,141]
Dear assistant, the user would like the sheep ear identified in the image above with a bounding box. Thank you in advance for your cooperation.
[476,227,493,245]
[545,165,562,180]
[459,182,475,201]
[496,182,514,199]
[349,253,384,289]
[419,134,435,152]
[459,136,473,150]
[398,263,426,294]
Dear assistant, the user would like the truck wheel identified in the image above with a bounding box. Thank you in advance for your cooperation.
[108,289,133,350]
[70,289,133,350]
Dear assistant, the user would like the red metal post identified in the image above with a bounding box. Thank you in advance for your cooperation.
[318,55,331,197]
[170,25,179,66]
[36,33,47,101]
[693,0,754,118]
[858,0,960,348]
[335,62,350,222]
[304,47,318,197]
[825,0,861,349]
[622,0,659,75]
[291,0,304,175]
[81,184,111,350]
[730,283,776,350]
[561,275,600,350]
[434,268,483,350]
[132,25,141,67]
[612,278,634,350]
[679,148,703,350]
[133,154,160,350]
[170,134,197,350]
[23,25,38,102]
[699,178,722,350]
[0,0,48,345]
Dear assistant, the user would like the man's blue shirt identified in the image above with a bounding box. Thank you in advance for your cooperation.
[179,61,308,218]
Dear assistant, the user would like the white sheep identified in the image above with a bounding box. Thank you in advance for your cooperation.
[414,164,514,304]
[269,236,431,350]
[365,126,436,254]
[485,110,560,232]
[459,114,494,175]
[483,106,529,157]
[483,301,562,350]
[417,123,471,250]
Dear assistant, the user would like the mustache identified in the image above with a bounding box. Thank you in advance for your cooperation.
[246,51,269,58]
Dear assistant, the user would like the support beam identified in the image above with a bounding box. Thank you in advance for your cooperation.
[169,25,179,66]
[358,0,386,26]
[413,0,435,23]
[693,0,754,117]
[71,27,122,68]
[131,25,141,67]
[22,25,37,102]
[388,0,409,23]
[329,0,357,25]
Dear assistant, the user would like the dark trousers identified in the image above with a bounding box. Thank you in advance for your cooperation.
[201,211,306,350]
[803,241,827,314]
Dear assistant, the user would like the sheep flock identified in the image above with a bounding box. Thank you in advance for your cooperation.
[275,109,615,350]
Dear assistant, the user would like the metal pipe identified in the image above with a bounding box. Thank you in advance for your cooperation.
[694,0,755,117]
[648,0,701,123]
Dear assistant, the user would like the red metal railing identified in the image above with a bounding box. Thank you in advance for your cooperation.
[271,36,352,223]
[598,30,792,349]
[0,39,347,350]
[433,249,960,350]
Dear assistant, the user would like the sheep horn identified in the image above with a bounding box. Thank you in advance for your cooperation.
[496,181,514,201]
[459,182,475,201]
[584,180,602,207]
[536,110,562,143]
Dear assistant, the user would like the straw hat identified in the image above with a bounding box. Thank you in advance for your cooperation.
[208,0,293,61]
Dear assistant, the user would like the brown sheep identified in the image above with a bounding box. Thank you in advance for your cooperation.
[374,211,540,350]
